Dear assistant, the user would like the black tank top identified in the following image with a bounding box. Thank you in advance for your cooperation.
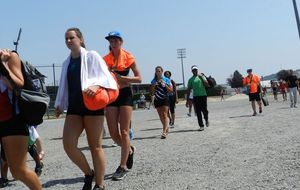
[112,68,130,76]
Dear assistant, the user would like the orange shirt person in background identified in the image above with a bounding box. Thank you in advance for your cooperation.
[243,69,262,116]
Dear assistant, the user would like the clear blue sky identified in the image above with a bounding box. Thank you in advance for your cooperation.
[1,0,300,86]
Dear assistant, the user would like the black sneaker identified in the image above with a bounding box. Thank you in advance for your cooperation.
[93,184,105,190]
[259,107,262,113]
[112,166,128,181]
[82,170,94,190]
[199,126,204,131]
[35,162,44,176]
[0,178,9,188]
[126,146,135,169]
[205,120,209,127]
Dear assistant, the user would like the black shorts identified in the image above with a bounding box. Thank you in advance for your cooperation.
[107,87,133,107]
[67,107,104,116]
[0,115,29,138]
[67,95,104,116]
[154,98,169,108]
[249,92,261,101]
[0,141,5,161]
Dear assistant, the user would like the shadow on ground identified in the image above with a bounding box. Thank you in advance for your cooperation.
[43,177,82,188]
[140,127,162,131]
[132,135,159,141]
[229,115,253,118]
[169,129,200,133]
[79,145,116,151]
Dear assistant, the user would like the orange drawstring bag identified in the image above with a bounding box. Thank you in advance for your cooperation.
[83,72,119,110]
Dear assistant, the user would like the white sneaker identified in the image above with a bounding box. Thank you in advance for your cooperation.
[112,142,118,147]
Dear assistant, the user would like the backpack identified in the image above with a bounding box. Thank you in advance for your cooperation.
[21,60,47,93]
[13,55,50,126]
[205,75,217,88]
[199,73,217,89]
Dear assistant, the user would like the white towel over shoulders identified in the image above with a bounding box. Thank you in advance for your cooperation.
[54,47,118,111]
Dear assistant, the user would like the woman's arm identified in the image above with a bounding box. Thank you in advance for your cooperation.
[150,84,155,96]
[0,50,24,89]
[117,62,142,84]
[165,83,173,92]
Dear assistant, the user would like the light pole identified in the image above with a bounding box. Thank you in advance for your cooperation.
[292,0,300,39]
[177,48,186,88]
[13,28,22,51]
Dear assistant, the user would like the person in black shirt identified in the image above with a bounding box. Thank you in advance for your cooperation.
[285,69,299,108]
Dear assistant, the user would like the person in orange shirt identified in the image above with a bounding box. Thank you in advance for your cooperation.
[243,69,262,116]
[279,80,288,101]
[103,31,142,181]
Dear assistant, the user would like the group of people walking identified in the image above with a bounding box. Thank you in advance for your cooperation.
[0,27,211,189]
[1,27,299,190]
[0,28,142,190]
[149,64,210,137]
[54,28,141,189]
[243,68,299,116]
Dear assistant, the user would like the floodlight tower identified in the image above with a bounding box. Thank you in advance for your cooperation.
[177,48,186,88]
[292,0,300,40]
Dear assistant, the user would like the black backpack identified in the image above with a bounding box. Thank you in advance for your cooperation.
[205,75,217,88]
[21,60,47,93]
[11,53,50,126]
[200,73,217,89]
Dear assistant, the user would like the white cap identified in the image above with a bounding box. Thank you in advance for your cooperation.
[191,65,198,70]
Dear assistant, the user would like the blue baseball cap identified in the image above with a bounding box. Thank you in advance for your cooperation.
[105,31,123,40]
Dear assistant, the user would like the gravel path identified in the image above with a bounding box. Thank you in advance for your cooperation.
[5,94,300,190]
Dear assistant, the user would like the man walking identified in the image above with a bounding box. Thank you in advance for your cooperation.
[186,65,209,131]
[285,69,298,108]
[243,69,262,116]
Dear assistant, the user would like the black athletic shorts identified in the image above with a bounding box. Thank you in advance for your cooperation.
[154,98,169,108]
[67,106,104,116]
[249,92,261,101]
[107,87,133,107]
[67,96,104,116]
[0,115,29,138]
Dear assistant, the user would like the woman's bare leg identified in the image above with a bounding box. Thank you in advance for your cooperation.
[3,136,41,190]
[84,116,105,188]
[63,115,92,175]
